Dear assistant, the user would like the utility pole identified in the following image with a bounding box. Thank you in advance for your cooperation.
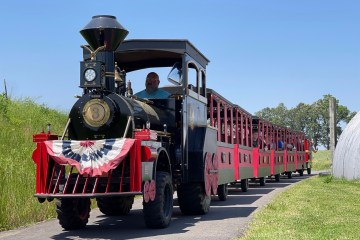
[329,97,336,170]
[3,79,7,99]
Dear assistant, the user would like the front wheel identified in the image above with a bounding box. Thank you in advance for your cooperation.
[287,171,292,179]
[56,198,91,230]
[275,174,280,182]
[96,196,134,216]
[307,168,312,175]
[259,177,266,186]
[217,184,228,201]
[298,169,304,177]
[240,179,249,192]
[178,183,211,215]
[143,171,173,228]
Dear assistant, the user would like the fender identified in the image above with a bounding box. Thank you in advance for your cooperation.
[152,147,172,179]
[141,145,172,182]
[142,146,172,204]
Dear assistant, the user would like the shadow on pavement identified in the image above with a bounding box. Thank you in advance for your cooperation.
[50,173,314,240]
[51,204,258,240]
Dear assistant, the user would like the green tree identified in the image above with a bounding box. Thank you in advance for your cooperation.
[287,103,312,132]
[255,103,290,127]
[255,94,356,149]
[313,94,356,149]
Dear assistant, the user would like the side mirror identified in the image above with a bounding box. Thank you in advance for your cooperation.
[167,62,182,85]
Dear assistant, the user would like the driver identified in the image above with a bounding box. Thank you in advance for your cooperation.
[134,72,170,99]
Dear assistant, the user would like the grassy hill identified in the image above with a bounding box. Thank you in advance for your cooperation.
[0,94,67,231]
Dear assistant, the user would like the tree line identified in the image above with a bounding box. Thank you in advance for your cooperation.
[255,94,356,149]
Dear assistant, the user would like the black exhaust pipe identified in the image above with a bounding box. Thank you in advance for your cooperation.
[80,15,128,51]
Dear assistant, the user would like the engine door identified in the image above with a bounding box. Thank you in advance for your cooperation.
[181,90,208,182]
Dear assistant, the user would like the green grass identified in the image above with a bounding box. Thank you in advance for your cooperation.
[0,95,67,231]
[312,150,331,171]
[240,175,360,240]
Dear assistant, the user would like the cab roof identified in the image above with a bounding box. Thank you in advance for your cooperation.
[114,39,210,72]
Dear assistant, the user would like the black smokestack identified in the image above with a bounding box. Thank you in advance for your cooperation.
[80,15,128,51]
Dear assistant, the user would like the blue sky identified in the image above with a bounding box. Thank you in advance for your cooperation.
[0,0,359,115]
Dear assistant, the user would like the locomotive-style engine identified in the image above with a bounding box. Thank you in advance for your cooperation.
[32,15,216,230]
[71,16,176,141]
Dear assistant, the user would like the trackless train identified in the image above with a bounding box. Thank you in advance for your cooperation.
[32,15,312,229]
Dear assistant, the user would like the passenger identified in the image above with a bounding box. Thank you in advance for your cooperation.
[277,133,285,151]
[253,130,265,149]
[268,135,276,150]
[277,136,284,150]
[308,140,318,160]
[252,130,259,147]
[134,72,170,99]
[286,143,294,151]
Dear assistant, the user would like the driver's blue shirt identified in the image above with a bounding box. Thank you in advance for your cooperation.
[134,89,170,99]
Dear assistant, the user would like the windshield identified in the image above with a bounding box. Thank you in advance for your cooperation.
[125,66,179,97]
[167,62,182,85]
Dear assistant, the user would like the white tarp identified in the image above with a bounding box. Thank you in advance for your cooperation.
[333,112,360,179]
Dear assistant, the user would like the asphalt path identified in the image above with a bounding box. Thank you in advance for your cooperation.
[0,173,315,240]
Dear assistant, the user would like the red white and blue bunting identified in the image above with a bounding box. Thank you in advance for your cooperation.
[45,138,135,177]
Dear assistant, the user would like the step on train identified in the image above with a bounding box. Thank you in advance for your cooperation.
[32,15,313,230]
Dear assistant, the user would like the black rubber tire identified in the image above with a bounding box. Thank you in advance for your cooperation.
[299,170,304,176]
[307,168,312,175]
[259,177,266,186]
[217,184,228,201]
[178,183,211,215]
[56,198,91,230]
[287,171,292,179]
[240,179,249,192]
[96,196,134,216]
[275,174,280,182]
[143,171,173,228]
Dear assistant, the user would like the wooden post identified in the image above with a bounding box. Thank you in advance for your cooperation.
[329,97,336,169]
[3,79,7,99]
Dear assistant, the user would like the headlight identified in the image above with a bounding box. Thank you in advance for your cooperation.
[84,68,96,82]
[82,99,110,128]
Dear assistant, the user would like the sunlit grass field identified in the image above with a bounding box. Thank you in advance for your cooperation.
[0,95,67,231]
[240,152,360,240]
[312,150,331,171]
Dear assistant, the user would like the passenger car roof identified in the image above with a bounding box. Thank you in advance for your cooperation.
[115,39,210,72]
[207,88,252,116]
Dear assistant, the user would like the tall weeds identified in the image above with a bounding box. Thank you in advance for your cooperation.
[0,96,67,231]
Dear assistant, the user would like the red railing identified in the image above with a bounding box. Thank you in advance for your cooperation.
[32,133,142,198]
